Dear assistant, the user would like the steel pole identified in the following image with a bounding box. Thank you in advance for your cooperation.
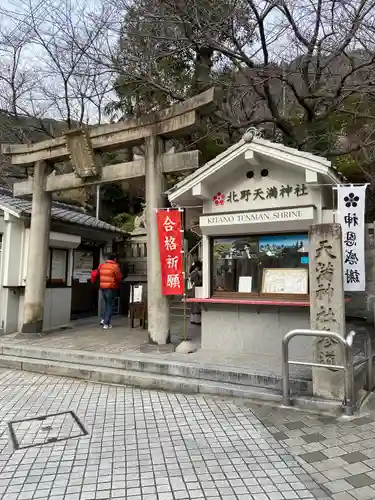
[282,337,292,406]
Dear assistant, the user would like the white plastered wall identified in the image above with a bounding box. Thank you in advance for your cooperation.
[0,219,81,334]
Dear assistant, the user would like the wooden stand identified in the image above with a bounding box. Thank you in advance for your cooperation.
[129,302,147,329]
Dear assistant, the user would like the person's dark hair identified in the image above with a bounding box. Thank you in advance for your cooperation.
[194,260,202,270]
[107,253,117,261]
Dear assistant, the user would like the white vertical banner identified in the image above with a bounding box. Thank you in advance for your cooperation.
[337,185,367,291]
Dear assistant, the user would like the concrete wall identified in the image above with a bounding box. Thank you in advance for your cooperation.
[2,217,25,287]
[2,289,20,334]
[43,288,72,331]
[18,288,72,332]
[201,305,311,376]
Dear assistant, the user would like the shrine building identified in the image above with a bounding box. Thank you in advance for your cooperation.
[167,133,343,370]
[0,187,123,334]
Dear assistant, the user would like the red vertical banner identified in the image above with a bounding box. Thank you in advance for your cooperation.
[156,209,184,295]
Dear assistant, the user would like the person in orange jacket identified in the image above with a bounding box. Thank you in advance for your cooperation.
[91,254,122,329]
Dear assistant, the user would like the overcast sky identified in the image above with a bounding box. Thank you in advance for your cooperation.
[0,0,119,125]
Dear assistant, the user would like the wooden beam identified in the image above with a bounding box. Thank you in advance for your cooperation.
[13,150,200,196]
[3,88,218,166]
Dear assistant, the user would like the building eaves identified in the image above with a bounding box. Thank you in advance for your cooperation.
[0,190,124,234]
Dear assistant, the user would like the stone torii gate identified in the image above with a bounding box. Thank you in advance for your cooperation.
[2,89,217,343]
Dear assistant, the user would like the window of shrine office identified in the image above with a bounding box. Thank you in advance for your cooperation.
[211,233,309,298]
[46,248,69,287]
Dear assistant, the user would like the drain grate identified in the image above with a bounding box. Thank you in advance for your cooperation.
[8,411,88,450]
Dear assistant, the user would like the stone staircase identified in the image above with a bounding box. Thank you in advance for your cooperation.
[170,295,187,319]
[0,321,372,416]
[0,342,347,415]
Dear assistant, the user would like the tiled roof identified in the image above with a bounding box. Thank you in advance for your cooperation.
[0,189,124,234]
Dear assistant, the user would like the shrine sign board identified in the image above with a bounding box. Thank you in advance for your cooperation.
[337,185,367,291]
[200,206,314,228]
[309,224,345,400]
[213,182,309,206]
[156,209,184,295]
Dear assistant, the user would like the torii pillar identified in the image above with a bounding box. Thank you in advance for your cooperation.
[3,89,217,342]
[23,161,52,333]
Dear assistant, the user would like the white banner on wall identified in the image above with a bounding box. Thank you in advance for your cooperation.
[337,185,367,291]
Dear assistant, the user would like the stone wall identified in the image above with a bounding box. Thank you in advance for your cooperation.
[201,305,311,377]
[345,222,375,321]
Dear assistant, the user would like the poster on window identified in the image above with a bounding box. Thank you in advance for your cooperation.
[51,249,67,283]
[73,251,93,283]
[262,268,308,294]
[337,185,367,291]
[259,234,309,256]
[156,209,184,295]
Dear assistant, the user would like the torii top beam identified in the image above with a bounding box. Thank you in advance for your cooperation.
[2,88,218,167]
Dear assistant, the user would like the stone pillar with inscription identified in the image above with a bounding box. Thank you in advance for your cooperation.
[309,224,346,399]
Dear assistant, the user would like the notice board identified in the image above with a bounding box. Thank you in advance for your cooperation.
[261,268,308,295]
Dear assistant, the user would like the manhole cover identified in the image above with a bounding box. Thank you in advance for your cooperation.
[8,411,88,450]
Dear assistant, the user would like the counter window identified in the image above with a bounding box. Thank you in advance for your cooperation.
[47,248,68,287]
[212,233,309,297]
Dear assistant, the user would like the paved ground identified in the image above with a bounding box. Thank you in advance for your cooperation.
[0,369,333,500]
[3,317,197,355]
[3,369,375,499]
[250,398,375,500]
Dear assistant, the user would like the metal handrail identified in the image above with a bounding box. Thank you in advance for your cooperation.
[282,329,356,415]
[345,329,373,391]
[186,239,202,274]
[187,239,202,258]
